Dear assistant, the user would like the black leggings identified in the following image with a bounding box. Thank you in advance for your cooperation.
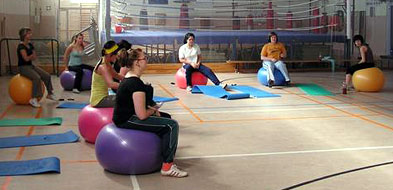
[346,63,375,75]
[68,64,94,90]
[116,112,177,163]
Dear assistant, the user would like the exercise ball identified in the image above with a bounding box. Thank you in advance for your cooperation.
[352,67,385,92]
[78,105,113,143]
[175,67,208,89]
[8,74,45,105]
[95,123,162,175]
[60,69,92,91]
[257,67,286,86]
[81,69,92,90]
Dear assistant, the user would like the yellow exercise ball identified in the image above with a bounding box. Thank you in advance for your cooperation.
[8,74,45,105]
[352,67,385,92]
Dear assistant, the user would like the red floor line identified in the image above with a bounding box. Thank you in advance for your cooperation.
[0,105,13,119]
[283,89,393,131]
[1,108,42,190]
[158,84,203,122]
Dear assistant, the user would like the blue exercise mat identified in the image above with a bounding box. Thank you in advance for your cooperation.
[228,85,280,98]
[0,157,60,176]
[0,130,79,149]
[192,85,250,100]
[153,96,179,102]
[56,102,88,109]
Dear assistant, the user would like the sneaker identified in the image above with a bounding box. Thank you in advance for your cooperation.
[29,98,41,108]
[285,80,291,86]
[72,89,80,94]
[186,86,192,92]
[47,94,58,101]
[219,83,228,89]
[161,164,188,178]
[348,86,355,91]
[268,80,274,88]
[155,102,164,109]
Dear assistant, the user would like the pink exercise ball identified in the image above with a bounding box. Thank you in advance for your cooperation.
[78,105,114,144]
[175,67,208,89]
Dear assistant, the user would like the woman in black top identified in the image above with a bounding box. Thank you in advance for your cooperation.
[343,35,375,91]
[112,48,188,178]
[17,27,57,108]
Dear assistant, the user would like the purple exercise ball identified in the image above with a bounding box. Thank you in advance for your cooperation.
[60,71,75,90]
[81,69,92,90]
[95,123,163,175]
[60,69,92,91]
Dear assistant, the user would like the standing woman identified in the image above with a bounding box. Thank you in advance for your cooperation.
[342,34,375,92]
[17,27,57,108]
[89,41,123,107]
[113,48,188,178]
[179,32,226,91]
[260,32,291,87]
[63,33,94,93]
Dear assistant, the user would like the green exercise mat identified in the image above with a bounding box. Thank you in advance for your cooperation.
[0,117,62,127]
[295,83,334,96]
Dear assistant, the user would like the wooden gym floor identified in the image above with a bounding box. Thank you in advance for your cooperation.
[0,70,392,190]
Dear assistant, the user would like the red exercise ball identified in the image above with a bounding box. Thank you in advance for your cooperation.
[175,67,208,89]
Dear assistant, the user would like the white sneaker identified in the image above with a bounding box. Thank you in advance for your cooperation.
[219,83,228,89]
[186,86,192,92]
[72,89,80,94]
[29,98,41,108]
[46,94,58,101]
[161,164,188,178]
[155,102,164,109]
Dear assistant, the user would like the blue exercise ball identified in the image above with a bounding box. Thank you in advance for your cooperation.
[257,67,286,86]
[95,123,162,175]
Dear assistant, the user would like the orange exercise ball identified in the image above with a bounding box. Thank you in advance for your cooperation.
[8,74,45,104]
[352,67,385,92]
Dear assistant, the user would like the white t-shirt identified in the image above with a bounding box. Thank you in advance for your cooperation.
[178,44,201,64]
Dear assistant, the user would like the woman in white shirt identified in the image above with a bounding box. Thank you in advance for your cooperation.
[178,33,227,91]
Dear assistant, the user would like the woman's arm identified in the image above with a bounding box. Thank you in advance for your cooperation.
[196,54,202,65]
[19,49,35,62]
[98,64,120,89]
[133,91,158,120]
[63,45,73,70]
[110,65,124,81]
[179,57,190,64]
[119,67,129,78]
[280,43,287,59]
[359,46,367,63]
[260,45,275,62]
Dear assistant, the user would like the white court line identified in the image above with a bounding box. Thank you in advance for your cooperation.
[130,175,140,190]
[177,146,393,160]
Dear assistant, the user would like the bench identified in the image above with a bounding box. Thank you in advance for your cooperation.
[227,58,337,73]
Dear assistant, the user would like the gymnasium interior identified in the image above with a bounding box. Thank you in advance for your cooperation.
[0,0,392,189]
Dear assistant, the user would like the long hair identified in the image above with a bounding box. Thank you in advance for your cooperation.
[19,27,32,41]
[71,33,84,49]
